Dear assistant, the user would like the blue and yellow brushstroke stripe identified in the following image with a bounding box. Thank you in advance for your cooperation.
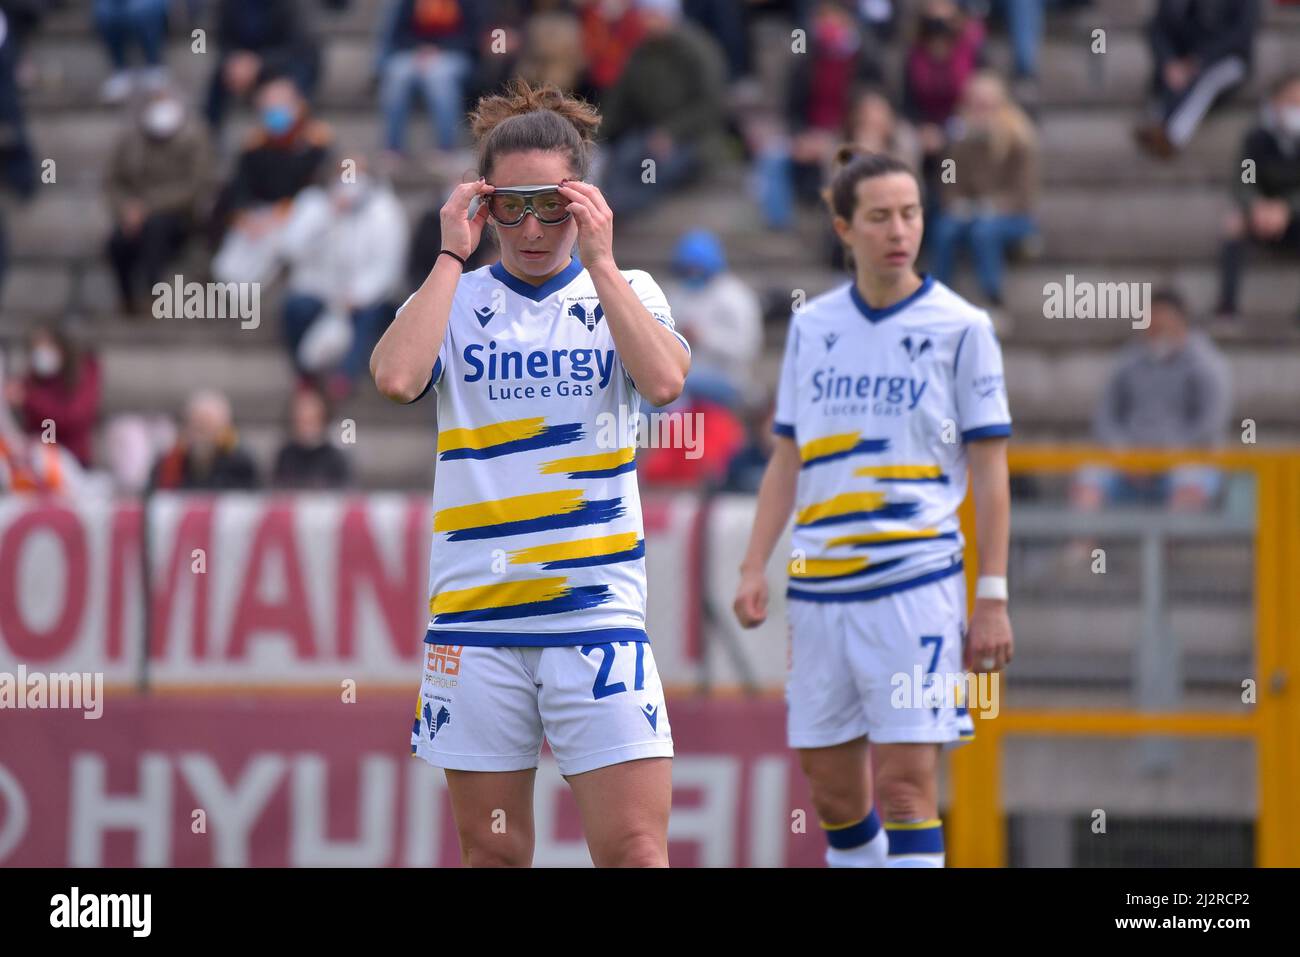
[795,492,919,528]
[825,528,959,549]
[539,447,636,480]
[438,417,584,461]
[799,432,890,469]
[508,532,645,569]
[429,576,613,624]
[786,555,906,583]
[434,489,625,541]
[853,464,948,484]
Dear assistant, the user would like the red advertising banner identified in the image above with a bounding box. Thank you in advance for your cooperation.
[0,694,823,868]
[0,494,704,690]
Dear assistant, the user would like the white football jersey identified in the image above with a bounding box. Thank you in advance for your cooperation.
[773,275,1011,600]
[405,254,689,645]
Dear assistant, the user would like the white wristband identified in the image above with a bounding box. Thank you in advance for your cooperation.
[975,576,1008,601]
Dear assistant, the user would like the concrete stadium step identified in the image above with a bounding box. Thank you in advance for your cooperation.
[993,265,1300,336]
[1001,345,1300,427]
[1011,601,1251,659]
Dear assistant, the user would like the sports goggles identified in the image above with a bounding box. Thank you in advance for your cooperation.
[484,184,573,227]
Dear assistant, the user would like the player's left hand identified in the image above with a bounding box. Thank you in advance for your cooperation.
[558,180,615,271]
[965,598,1013,673]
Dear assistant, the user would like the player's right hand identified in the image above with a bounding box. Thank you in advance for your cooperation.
[733,568,769,629]
[439,178,494,261]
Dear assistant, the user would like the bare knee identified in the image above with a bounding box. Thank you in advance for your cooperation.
[874,773,933,822]
[799,754,869,825]
[592,830,667,868]
[458,829,533,867]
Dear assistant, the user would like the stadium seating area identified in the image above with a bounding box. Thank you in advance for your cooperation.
[4,0,1298,489]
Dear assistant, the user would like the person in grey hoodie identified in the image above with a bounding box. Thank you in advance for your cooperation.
[1073,288,1232,512]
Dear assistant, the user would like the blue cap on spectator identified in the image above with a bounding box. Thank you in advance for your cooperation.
[672,230,727,283]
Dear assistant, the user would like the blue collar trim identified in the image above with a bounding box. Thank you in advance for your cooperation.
[848,274,934,323]
[490,254,584,301]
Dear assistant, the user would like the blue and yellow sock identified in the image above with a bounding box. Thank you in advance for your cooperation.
[884,817,945,867]
[821,809,887,868]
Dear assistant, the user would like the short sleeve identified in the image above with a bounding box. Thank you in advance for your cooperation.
[627,270,691,355]
[954,319,1012,442]
[772,319,799,441]
[396,290,450,404]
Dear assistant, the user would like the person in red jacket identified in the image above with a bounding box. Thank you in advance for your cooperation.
[5,326,102,468]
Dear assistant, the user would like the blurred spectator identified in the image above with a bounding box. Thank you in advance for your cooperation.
[205,0,320,133]
[516,9,599,103]
[211,76,332,283]
[661,230,762,409]
[0,7,36,297]
[682,0,751,81]
[903,0,985,227]
[103,412,176,494]
[272,383,351,489]
[578,0,646,96]
[1216,71,1300,325]
[903,0,985,131]
[149,389,260,491]
[376,0,482,164]
[1073,290,1231,513]
[0,356,92,497]
[279,163,409,398]
[929,71,1039,308]
[94,0,171,104]
[846,86,922,173]
[768,3,885,214]
[721,402,776,493]
[598,0,728,217]
[105,87,212,313]
[4,326,102,468]
[1134,0,1259,160]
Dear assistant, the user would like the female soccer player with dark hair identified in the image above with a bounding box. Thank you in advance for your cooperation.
[371,79,690,867]
[733,148,1013,867]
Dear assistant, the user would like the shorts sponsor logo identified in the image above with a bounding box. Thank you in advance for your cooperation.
[423,702,452,740]
[641,702,659,731]
[427,645,463,675]
[424,645,463,687]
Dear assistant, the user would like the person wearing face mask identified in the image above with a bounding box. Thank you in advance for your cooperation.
[210,75,333,282]
[1216,71,1300,325]
[4,327,102,470]
[104,88,212,313]
[204,0,320,135]
[1073,290,1232,515]
[148,388,260,491]
[277,157,409,399]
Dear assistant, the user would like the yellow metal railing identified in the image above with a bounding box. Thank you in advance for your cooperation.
[947,447,1300,867]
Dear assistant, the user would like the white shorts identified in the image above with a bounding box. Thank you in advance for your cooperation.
[410,640,674,776]
[786,570,976,749]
